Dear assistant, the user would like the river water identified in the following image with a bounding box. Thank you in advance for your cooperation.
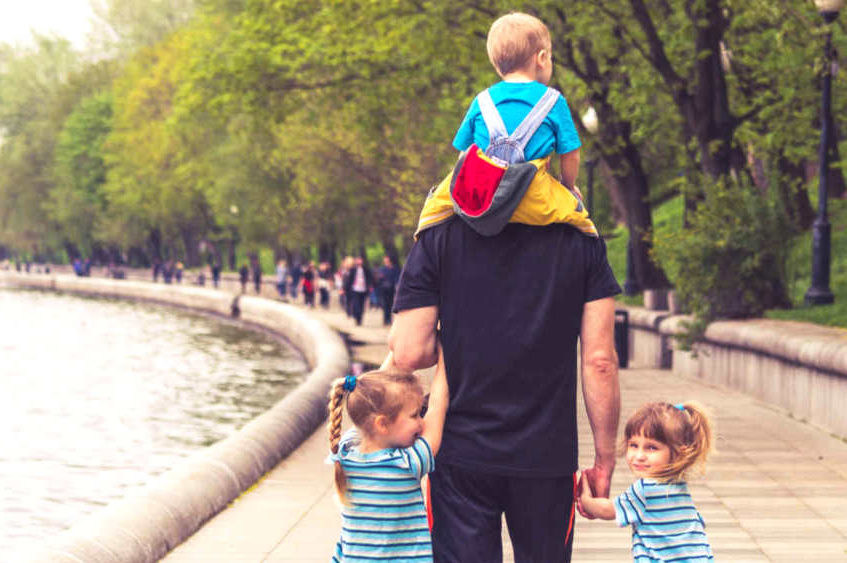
[0,287,310,559]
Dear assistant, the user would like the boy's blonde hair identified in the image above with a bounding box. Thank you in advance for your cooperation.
[327,369,423,502]
[487,12,552,76]
[620,401,715,482]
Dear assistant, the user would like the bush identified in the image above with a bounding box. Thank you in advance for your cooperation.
[652,176,792,343]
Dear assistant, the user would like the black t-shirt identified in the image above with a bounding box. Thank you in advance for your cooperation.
[394,219,621,477]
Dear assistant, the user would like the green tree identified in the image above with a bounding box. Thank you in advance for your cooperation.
[48,91,113,259]
[0,36,82,259]
[102,30,214,265]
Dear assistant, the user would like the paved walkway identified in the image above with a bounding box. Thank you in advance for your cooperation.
[157,294,847,562]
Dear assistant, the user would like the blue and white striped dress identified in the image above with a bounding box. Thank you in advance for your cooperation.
[329,429,434,562]
[615,478,714,562]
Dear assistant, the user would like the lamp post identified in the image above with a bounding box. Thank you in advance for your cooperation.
[805,0,842,306]
[582,107,599,213]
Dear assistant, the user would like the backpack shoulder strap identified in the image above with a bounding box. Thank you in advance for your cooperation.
[509,87,561,152]
[476,89,509,144]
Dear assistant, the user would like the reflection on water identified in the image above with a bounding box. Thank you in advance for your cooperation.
[0,288,309,559]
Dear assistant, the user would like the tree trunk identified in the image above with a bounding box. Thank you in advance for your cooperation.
[631,0,738,184]
[63,241,81,261]
[601,167,628,226]
[147,228,163,262]
[380,237,399,266]
[318,242,338,269]
[179,226,199,267]
[273,244,289,262]
[228,237,237,271]
[605,152,672,290]
[597,106,673,290]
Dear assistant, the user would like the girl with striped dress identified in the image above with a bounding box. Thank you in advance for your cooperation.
[579,401,715,562]
[327,358,448,563]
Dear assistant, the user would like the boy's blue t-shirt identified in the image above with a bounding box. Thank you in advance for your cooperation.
[452,81,581,161]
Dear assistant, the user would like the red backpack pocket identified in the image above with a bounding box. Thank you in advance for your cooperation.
[450,144,507,217]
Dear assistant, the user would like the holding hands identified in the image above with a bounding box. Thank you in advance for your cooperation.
[577,464,616,521]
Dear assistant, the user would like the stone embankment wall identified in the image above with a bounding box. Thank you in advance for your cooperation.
[1,271,349,563]
[623,305,847,440]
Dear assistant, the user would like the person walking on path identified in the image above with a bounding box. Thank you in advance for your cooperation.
[339,256,354,318]
[275,259,288,300]
[239,264,249,294]
[302,262,316,308]
[376,255,400,326]
[579,401,715,562]
[289,261,302,300]
[251,257,262,294]
[326,362,449,562]
[389,209,621,562]
[318,261,332,308]
[386,15,620,560]
[211,261,221,288]
[343,256,373,326]
[162,260,174,284]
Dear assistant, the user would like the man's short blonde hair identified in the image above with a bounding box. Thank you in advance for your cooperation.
[486,13,552,76]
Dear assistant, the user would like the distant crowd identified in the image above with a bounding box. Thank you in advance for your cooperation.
[151,254,401,326]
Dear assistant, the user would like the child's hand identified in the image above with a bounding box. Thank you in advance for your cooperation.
[577,470,616,521]
[572,185,584,200]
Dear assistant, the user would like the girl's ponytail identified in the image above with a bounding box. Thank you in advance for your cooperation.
[638,400,714,482]
[328,377,348,502]
[679,401,714,470]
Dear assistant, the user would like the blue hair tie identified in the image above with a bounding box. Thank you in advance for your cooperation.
[343,374,357,392]
[674,403,686,411]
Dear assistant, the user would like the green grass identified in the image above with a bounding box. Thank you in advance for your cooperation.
[606,194,847,329]
[766,197,847,328]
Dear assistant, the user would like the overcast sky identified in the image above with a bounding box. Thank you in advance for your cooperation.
[0,0,95,48]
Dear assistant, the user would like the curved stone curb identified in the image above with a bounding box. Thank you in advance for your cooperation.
[656,314,847,378]
[2,272,349,563]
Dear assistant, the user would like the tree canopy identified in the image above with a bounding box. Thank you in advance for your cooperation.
[0,0,844,305]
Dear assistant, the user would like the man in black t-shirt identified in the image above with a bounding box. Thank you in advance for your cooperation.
[389,218,621,562]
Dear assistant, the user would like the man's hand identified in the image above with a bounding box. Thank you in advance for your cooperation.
[576,464,614,518]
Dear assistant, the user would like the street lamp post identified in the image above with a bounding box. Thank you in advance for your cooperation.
[805,0,842,306]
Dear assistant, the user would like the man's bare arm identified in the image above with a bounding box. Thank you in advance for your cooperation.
[387,306,439,371]
[578,296,620,516]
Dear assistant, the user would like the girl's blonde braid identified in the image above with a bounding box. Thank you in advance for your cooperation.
[328,377,349,502]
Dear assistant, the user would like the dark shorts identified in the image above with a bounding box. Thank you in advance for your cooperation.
[429,463,576,563]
